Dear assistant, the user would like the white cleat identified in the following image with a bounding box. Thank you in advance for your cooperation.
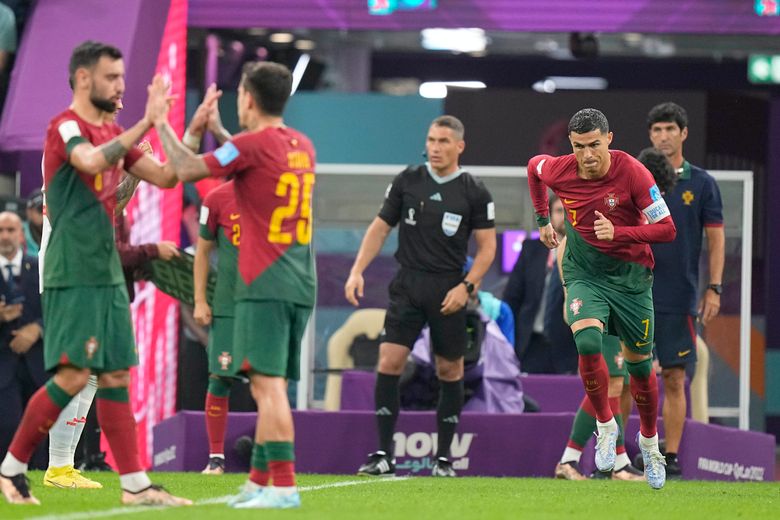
[594,418,618,472]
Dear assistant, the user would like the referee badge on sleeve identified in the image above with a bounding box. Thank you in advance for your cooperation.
[442,212,462,237]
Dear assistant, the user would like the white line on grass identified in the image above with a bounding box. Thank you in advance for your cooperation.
[27,476,410,520]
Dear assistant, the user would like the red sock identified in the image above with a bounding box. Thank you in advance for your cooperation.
[578,354,613,423]
[205,393,229,455]
[249,468,270,486]
[630,374,659,438]
[97,398,143,475]
[8,386,66,463]
[269,461,295,487]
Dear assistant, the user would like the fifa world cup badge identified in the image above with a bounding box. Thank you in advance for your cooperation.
[85,337,99,360]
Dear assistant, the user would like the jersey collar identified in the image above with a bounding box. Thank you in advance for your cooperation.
[425,161,464,184]
[675,160,691,180]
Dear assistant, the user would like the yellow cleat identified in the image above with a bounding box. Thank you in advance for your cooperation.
[43,465,102,489]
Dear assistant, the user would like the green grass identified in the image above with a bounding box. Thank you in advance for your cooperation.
[1,471,778,519]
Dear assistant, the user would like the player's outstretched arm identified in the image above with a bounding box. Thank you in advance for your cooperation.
[193,237,215,326]
[69,117,152,176]
[156,121,211,182]
[344,217,392,306]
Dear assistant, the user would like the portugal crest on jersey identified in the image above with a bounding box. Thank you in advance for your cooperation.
[604,192,619,212]
[569,298,583,316]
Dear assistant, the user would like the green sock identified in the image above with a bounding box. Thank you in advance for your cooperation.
[569,405,597,448]
[265,441,295,462]
[251,443,268,472]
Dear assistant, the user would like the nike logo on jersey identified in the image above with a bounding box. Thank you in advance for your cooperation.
[429,192,443,201]
[635,340,651,347]
[229,213,240,220]
[563,199,577,204]
[678,349,692,357]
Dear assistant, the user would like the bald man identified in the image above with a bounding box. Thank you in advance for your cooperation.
[0,212,47,470]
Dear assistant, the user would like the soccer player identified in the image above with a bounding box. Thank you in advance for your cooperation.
[647,102,724,477]
[149,61,316,509]
[555,147,678,482]
[193,179,241,475]
[345,115,496,478]
[527,108,676,490]
[0,41,190,506]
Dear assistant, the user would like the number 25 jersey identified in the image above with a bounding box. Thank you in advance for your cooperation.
[203,127,316,307]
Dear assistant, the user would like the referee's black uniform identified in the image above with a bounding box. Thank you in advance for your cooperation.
[378,163,495,360]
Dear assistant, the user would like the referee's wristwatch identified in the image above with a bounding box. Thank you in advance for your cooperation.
[462,280,475,295]
[707,283,723,295]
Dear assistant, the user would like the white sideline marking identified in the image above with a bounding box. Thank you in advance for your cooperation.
[27,476,410,520]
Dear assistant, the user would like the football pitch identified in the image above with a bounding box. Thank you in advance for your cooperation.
[2,472,778,519]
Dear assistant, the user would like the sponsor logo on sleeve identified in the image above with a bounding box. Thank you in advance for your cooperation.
[199,206,210,225]
[58,120,81,144]
[642,198,671,224]
[214,142,239,167]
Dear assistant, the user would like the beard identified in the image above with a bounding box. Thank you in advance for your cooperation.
[90,91,117,113]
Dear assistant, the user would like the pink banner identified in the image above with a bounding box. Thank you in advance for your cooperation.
[105,0,187,469]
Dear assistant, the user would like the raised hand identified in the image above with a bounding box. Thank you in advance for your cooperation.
[145,74,173,126]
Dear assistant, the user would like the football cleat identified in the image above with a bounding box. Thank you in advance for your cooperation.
[201,456,225,475]
[357,451,395,476]
[1,473,39,505]
[121,484,192,506]
[44,465,102,489]
[636,433,667,490]
[431,457,457,477]
[594,419,618,472]
[554,461,587,481]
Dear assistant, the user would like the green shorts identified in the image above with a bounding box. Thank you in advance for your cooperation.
[603,334,628,383]
[208,316,238,377]
[565,279,654,356]
[43,285,136,372]
[233,301,312,380]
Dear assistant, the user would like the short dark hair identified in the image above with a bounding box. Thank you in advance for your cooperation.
[431,115,465,140]
[68,41,123,90]
[637,147,678,194]
[241,62,292,117]
[647,102,688,130]
[568,108,609,135]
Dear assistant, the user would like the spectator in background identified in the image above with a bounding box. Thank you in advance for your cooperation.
[503,194,577,374]
[22,190,42,257]
[647,102,725,478]
[0,212,46,470]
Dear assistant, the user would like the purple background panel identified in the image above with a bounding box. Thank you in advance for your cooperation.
[188,0,780,34]
[152,411,776,481]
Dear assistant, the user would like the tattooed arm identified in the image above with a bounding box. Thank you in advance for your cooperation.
[155,121,211,182]
[115,174,142,215]
[69,118,152,176]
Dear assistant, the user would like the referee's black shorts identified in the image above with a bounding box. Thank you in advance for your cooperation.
[382,268,467,361]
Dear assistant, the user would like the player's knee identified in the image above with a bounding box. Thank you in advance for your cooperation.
[377,347,407,375]
[54,367,91,394]
[662,367,686,393]
[207,376,233,397]
[573,327,602,356]
[435,358,464,381]
[625,357,653,379]
[97,370,131,388]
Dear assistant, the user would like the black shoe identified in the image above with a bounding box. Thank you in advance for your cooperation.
[357,451,395,476]
[431,457,456,477]
[80,452,114,472]
[665,455,682,479]
[589,468,612,479]
[202,456,225,475]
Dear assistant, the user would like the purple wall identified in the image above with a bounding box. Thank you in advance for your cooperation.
[189,0,780,34]
[0,0,170,193]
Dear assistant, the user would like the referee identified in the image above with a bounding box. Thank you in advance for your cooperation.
[344,115,496,477]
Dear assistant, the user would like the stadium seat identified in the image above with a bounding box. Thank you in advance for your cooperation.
[324,308,386,411]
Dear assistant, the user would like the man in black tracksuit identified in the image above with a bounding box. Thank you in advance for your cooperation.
[345,115,496,477]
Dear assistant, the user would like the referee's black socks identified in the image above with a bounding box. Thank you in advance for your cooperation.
[436,379,464,460]
[375,373,401,455]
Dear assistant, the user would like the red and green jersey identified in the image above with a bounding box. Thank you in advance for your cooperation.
[41,108,142,288]
[528,150,676,291]
[199,180,240,317]
[202,126,316,306]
